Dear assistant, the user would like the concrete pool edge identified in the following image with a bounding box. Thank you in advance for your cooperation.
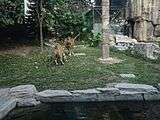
[1,83,160,120]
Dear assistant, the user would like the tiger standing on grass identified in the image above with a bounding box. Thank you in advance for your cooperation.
[45,40,67,65]
[64,33,80,56]
[53,43,66,65]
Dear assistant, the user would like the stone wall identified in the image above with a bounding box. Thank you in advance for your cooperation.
[1,83,160,119]
[126,0,160,41]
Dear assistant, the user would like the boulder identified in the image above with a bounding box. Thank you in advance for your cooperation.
[114,83,158,93]
[0,88,17,119]
[36,90,72,103]
[112,35,137,51]
[9,85,40,107]
[115,35,137,43]
[0,88,10,98]
[0,99,17,120]
[133,42,160,59]
[126,0,160,41]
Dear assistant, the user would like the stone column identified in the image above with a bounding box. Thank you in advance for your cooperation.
[99,0,121,64]
[101,0,110,59]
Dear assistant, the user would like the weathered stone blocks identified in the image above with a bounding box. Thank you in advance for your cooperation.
[0,99,17,120]
[126,0,160,41]
[114,83,158,93]
[9,85,40,107]
[133,42,160,60]
[1,83,160,119]
[36,90,72,103]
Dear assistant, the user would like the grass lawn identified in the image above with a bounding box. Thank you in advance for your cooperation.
[0,46,160,90]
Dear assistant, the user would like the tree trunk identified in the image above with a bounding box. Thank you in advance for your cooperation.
[39,19,44,52]
[39,0,44,52]
[101,0,110,59]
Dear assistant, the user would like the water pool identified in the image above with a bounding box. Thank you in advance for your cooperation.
[3,101,160,120]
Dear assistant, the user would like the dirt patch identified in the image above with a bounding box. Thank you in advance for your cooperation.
[0,46,33,56]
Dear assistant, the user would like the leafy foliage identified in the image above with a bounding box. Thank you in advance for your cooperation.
[42,0,93,39]
[0,0,24,27]
[0,0,94,44]
[88,33,102,47]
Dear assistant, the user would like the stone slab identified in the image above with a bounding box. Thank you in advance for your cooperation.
[71,94,99,102]
[114,94,144,101]
[71,89,101,94]
[143,93,160,101]
[9,85,39,107]
[120,90,146,95]
[114,83,158,93]
[74,53,86,56]
[120,74,136,78]
[96,88,120,95]
[36,90,72,103]
[0,98,17,120]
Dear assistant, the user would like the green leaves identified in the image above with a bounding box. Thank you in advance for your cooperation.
[0,0,24,26]
[43,0,91,38]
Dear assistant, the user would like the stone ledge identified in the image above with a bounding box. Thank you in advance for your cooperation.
[96,88,120,95]
[114,83,159,93]
[36,90,73,103]
[9,85,40,107]
[0,99,17,120]
[71,89,101,94]
[1,83,160,119]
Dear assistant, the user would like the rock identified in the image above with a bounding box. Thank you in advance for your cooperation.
[36,90,72,103]
[96,88,120,95]
[134,21,154,41]
[115,35,137,43]
[143,93,160,101]
[120,91,145,95]
[114,83,158,93]
[156,83,160,91]
[17,98,40,107]
[71,89,101,102]
[113,35,137,51]
[0,99,17,120]
[120,74,136,78]
[114,45,129,51]
[98,57,123,64]
[133,42,160,59]
[74,53,86,56]
[126,0,160,41]
[154,25,160,37]
[71,89,101,94]
[114,93,144,101]
[0,88,10,98]
[9,85,40,107]
[0,88,17,119]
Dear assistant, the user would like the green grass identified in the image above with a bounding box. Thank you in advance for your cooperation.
[0,46,160,90]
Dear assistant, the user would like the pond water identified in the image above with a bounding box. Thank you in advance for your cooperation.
[3,101,160,120]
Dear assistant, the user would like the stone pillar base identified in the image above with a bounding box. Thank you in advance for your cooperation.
[98,57,123,64]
